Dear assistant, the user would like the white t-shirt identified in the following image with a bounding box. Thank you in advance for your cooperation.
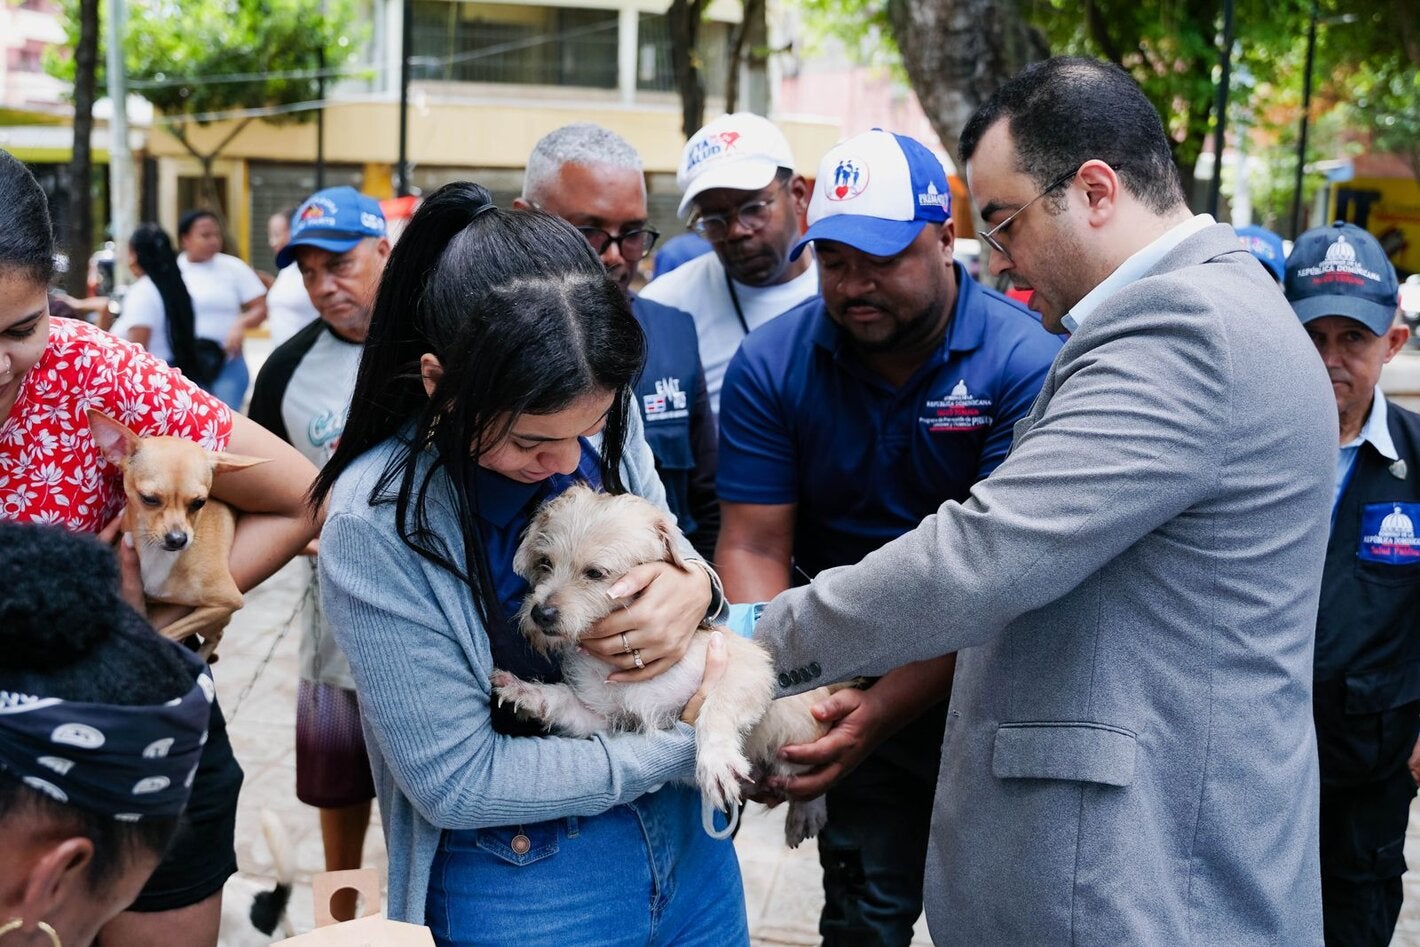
[639,251,819,415]
[177,252,266,344]
[110,275,173,363]
[266,263,320,347]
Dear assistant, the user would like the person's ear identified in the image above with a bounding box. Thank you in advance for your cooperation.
[789,175,811,217]
[375,237,391,262]
[1076,160,1120,226]
[938,219,957,267]
[19,837,93,931]
[1383,321,1409,362]
[511,196,533,212]
[420,354,444,399]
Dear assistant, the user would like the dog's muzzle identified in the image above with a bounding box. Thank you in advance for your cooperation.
[162,531,192,551]
[529,603,561,632]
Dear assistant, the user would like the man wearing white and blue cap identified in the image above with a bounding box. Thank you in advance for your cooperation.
[251,184,390,917]
[716,129,1061,945]
[1284,221,1420,947]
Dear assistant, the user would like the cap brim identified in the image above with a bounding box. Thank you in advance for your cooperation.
[678,159,783,217]
[275,234,363,269]
[1290,292,1396,336]
[790,216,926,261]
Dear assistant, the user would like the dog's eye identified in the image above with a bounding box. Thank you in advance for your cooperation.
[536,557,553,573]
[583,567,607,581]
[139,494,160,508]
[189,497,207,512]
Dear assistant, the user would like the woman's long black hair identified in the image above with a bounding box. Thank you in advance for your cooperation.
[0,148,55,285]
[310,182,646,634]
[129,222,211,385]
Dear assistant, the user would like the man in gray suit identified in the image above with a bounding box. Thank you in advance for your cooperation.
[745,57,1336,943]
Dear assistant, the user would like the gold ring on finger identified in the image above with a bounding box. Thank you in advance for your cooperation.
[632,649,644,670]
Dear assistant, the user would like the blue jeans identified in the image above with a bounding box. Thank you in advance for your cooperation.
[205,351,249,410]
[427,784,748,946]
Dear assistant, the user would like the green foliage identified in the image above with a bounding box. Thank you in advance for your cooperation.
[47,0,364,127]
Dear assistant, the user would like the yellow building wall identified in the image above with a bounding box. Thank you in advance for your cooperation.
[145,98,843,178]
[1330,176,1420,275]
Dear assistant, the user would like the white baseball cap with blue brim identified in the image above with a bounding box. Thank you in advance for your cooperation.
[791,129,952,261]
[276,186,387,268]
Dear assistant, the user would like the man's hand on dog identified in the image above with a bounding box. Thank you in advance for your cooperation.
[679,630,729,726]
[759,687,888,802]
[583,561,712,682]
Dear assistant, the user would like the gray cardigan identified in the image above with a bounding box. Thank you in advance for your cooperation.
[319,411,700,923]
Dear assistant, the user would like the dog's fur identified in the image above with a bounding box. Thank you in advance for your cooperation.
[491,484,837,847]
[87,410,265,661]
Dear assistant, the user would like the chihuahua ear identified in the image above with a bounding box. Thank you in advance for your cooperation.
[654,514,691,573]
[86,409,141,465]
[209,452,269,475]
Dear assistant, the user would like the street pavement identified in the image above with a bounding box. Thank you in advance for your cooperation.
[210,336,1420,945]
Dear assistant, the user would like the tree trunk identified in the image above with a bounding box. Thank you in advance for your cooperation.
[885,0,1047,173]
[668,0,708,140]
[724,0,766,115]
[63,0,100,297]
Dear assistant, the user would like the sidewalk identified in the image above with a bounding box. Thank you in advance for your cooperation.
[213,559,932,945]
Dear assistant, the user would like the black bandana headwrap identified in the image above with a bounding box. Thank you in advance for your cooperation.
[0,648,211,821]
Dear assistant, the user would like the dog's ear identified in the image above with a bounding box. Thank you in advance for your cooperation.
[86,409,141,465]
[654,513,691,573]
[513,502,552,579]
[209,452,269,475]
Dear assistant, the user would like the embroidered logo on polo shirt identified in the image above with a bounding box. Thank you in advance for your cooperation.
[644,377,689,421]
[1359,502,1420,565]
[921,379,993,433]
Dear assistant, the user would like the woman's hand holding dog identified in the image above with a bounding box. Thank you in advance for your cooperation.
[100,511,146,617]
[582,561,712,683]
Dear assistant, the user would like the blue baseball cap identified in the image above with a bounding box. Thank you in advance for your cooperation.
[1236,225,1285,282]
[276,186,387,268]
[1284,221,1399,336]
[791,129,951,261]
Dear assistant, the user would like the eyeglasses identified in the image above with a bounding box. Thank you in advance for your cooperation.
[575,225,660,262]
[979,167,1081,263]
[689,181,787,241]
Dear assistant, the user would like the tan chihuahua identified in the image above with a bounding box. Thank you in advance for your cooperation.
[87,410,266,660]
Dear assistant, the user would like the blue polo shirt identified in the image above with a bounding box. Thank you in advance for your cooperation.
[718,263,1061,578]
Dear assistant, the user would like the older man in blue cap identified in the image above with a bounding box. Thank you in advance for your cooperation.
[250,184,390,920]
[716,129,1060,945]
[1285,221,1420,947]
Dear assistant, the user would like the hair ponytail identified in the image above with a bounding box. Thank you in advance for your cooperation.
[129,223,209,385]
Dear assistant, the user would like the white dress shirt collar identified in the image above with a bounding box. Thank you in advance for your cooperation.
[1062,214,1215,334]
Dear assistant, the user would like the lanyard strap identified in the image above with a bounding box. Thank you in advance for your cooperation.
[725,275,751,336]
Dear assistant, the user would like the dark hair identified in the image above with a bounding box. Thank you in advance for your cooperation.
[0,148,56,285]
[959,56,1186,215]
[310,181,645,633]
[0,522,194,888]
[177,209,219,239]
[129,222,212,386]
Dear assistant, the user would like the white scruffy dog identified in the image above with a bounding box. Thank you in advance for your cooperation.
[491,484,836,847]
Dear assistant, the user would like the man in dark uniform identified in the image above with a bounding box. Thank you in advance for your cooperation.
[516,123,719,556]
[1285,221,1420,946]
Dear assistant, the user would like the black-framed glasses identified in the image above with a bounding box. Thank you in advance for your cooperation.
[689,180,788,241]
[979,167,1080,263]
[576,225,660,262]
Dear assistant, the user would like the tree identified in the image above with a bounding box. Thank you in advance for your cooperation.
[667,0,711,139]
[52,0,360,221]
[62,0,100,297]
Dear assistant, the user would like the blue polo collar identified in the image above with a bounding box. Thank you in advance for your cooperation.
[811,261,985,360]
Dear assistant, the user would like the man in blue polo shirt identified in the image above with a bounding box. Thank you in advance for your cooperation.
[716,129,1061,945]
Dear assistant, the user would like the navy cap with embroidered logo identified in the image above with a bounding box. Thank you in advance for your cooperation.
[276,186,387,268]
[1284,221,1400,336]
[791,129,952,262]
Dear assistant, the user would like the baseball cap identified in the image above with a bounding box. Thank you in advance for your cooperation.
[1284,221,1400,336]
[1236,225,1285,282]
[790,129,951,262]
[677,113,795,217]
[276,186,387,268]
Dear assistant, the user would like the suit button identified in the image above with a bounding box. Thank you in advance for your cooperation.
[511,834,531,855]
[788,669,802,685]
[778,673,792,689]
[808,662,822,678]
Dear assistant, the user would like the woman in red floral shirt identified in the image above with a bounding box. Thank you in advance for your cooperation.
[0,150,319,947]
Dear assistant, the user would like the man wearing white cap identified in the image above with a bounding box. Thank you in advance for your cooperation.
[717,129,1061,944]
[640,112,820,415]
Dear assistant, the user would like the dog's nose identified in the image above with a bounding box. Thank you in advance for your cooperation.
[162,531,190,551]
[530,603,560,629]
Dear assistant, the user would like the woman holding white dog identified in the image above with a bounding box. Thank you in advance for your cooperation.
[312,182,747,945]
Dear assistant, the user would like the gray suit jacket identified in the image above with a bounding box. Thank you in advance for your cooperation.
[755,224,1334,944]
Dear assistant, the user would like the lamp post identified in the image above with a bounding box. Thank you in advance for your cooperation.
[397,0,412,197]
[1290,0,1319,238]
[1207,0,1236,218]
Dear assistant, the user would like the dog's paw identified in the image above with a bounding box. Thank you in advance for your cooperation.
[490,670,549,722]
[784,796,828,849]
[696,747,752,813]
